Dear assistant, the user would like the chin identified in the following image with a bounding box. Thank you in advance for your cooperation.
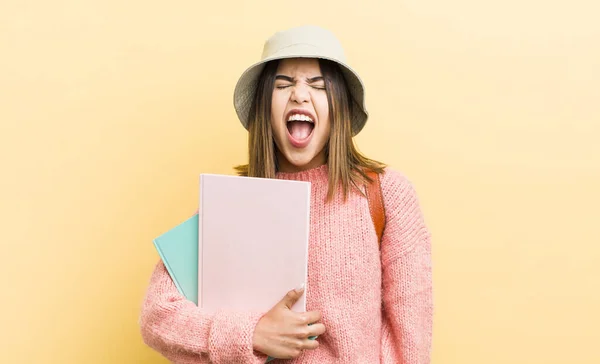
[288,154,315,167]
[279,149,322,170]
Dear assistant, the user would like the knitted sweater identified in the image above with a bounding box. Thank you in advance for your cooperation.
[139,165,433,363]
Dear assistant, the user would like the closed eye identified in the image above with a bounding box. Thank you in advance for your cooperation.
[276,84,325,90]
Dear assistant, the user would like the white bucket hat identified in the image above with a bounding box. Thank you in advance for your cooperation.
[233,25,369,136]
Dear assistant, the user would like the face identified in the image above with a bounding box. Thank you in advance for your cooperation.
[271,58,331,173]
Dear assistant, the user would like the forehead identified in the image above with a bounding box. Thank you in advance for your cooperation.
[276,58,322,76]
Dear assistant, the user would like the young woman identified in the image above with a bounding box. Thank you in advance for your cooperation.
[140,25,433,364]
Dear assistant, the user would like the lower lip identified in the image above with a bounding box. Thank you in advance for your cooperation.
[286,126,314,149]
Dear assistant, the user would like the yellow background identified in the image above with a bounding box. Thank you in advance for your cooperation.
[1,1,599,363]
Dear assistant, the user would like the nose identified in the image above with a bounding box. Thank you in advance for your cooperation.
[290,83,310,104]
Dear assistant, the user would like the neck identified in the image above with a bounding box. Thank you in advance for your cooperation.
[276,150,327,173]
[276,163,328,182]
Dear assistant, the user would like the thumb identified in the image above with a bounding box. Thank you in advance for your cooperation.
[280,284,305,309]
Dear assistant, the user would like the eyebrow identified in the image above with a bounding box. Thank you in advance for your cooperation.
[307,76,324,83]
[275,75,324,83]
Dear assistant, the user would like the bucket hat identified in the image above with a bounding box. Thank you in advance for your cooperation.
[233,25,369,136]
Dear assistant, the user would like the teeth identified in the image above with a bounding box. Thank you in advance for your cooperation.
[287,114,314,123]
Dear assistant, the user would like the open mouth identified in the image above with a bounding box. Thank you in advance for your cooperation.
[286,112,315,147]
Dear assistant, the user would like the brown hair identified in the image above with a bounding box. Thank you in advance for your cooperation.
[235,58,385,201]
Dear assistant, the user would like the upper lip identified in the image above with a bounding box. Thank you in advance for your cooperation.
[285,109,316,123]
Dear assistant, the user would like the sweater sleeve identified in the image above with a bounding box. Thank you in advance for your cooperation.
[379,169,433,364]
[139,260,270,364]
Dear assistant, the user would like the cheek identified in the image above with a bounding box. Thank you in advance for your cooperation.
[271,93,286,120]
[315,93,330,127]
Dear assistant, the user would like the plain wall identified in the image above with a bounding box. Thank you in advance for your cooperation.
[1,1,599,363]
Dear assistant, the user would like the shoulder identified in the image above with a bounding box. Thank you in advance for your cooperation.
[378,166,425,219]
[379,166,417,197]
[377,167,431,257]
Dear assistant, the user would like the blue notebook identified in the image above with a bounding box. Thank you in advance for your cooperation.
[152,213,315,363]
[153,213,200,305]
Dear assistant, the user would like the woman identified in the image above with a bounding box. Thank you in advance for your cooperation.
[140,25,433,364]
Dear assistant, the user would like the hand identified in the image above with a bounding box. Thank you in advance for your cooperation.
[252,285,326,359]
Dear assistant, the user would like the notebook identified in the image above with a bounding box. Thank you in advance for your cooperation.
[152,173,313,363]
[152,213,200,305]
[198,174,311,314]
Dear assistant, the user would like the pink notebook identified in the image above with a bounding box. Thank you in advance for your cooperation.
[198,174,311,315]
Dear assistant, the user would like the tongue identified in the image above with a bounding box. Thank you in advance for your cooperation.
[288,121,313,140]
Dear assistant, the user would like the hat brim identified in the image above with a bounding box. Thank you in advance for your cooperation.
[233,54,368,136]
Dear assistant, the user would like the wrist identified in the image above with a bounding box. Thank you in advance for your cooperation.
[252,319,266,354]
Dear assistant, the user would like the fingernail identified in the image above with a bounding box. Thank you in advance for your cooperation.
[295,283,305,292]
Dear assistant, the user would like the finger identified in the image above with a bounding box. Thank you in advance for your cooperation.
[279,285,305,310]
[300,337,320,350]
[294,322,325,339]
[298,310,321,325]
[308,323,326,337]
[293,322,325,340]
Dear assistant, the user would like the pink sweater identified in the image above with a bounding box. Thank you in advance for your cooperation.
[139,165,433,363]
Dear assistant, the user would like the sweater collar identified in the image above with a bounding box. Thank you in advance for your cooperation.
[276,163,328,182]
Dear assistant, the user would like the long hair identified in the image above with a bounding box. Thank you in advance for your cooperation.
[235,59,385,201]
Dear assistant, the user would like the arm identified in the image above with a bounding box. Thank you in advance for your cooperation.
[139,261,270,364]
[379,169,433,364]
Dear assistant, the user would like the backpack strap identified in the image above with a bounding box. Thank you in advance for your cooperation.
[365,171,386,248]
